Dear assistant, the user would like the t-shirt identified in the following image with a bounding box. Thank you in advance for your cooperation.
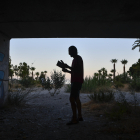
[71,55,84,83]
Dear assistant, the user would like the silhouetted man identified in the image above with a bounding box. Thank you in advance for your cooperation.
[62,46,84,125]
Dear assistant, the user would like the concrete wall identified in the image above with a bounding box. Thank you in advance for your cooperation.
[0,33,10,106]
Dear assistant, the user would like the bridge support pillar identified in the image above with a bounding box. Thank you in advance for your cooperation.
[0,33,10,106]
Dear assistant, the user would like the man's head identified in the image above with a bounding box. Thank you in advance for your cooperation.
[69,46,78,58]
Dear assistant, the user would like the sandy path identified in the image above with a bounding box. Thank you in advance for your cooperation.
[0,87,139,140]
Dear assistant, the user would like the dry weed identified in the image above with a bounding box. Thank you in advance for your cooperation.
[82,99,140,134]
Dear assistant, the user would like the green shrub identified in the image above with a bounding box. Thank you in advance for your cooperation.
[81,76,112,93]
[44,70,65,96]
[114,81,124,89]
[5,88,32,106]
[43,77,52,93]
[64,75,112,93]
[115,73,131,84]
[88,87,114,102]
[105,101,131,121]
[129,76,140,91]
[19,77,35,88]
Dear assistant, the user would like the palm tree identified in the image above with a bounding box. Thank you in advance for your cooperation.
[13,65,19,79]
[9,65,14,80]
[44,71,47,79]
[121,59,128,77]
[36,72,39,80]
[110,69,116,81]
[100,67,107,79]
[98,70,102,80]
[101,67,106,75]
[108,73,113,79]
[132,38,140,51]
[110,59,117,80]
[9,57,14,80]
[18,62,30,78]
[94,73,99,80]
[30,67,36,79]
[41,71,44,75]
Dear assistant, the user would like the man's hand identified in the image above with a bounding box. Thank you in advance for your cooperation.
[62,68,68,72]
[62,68,71,74]
[60,60,69,68]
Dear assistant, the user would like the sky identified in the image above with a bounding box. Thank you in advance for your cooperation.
[10,38,139,82]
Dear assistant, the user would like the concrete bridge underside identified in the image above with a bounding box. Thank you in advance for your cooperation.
[0,0,140,106]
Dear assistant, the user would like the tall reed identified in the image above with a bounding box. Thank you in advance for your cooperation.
[65,74,112,93]
[81,75,112,93]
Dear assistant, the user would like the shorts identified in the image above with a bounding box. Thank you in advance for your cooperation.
[70,82,82,99]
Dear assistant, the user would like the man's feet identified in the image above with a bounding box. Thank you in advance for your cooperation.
[66,120,79,125]
[78,117,83,121]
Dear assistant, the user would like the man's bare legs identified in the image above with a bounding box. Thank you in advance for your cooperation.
[75,98,82,119]
[69,96,82,122]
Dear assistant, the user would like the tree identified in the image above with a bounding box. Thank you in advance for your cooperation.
[44,71,47,79]
[132,38,140,52]
[39,71,45,81]
[13,65,19,79]
[30,67,36,79]
[9,57,14,80]
[108,73,113,80]
[94,73,99,80]
[44,70,65,96]
[100,67,107,79]
[121,59,128,77]
[128,59,140,78]
[98,70,102,80]
[50,70,65,95]
[110,59,117,80]
[18,62,30,78]
[35,72,39,80]
[110,69,116,81]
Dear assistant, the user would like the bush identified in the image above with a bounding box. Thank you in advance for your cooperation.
[43,77,52,93]
[105,101,131,121]
[115,73,131,84]
[88,87,114,102]
[19,77,35,88]
[114,81,124,89]
[80,76,112,93]
[5,88,32,106]
[64,75,112,93]
[129,76,140,91]
[64,84,71,93]
[44,70,65,96]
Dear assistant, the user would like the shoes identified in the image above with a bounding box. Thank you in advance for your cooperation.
[66,117,84,125]
[78,117,83,121]
[66,120,79,125]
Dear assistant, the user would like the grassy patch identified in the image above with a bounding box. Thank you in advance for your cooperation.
[4,88,34,107]
[82,98,140,134]
[87,86,114,102]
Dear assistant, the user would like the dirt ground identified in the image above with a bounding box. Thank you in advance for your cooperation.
[0,87,140,140]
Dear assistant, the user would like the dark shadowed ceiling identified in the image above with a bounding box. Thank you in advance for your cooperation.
[0,0,140,38]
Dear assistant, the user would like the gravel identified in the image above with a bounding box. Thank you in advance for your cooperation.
[0,86,140,140]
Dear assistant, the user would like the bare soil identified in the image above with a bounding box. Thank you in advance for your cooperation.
[0,87,140,140]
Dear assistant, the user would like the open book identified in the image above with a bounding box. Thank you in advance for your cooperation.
[56,61,64,69]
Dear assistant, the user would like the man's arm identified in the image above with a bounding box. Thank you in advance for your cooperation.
[62,68,71,74]
[60,60,72,70]
[60,60,79,72]
[64,64,72,70]
[63,63,81,73]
